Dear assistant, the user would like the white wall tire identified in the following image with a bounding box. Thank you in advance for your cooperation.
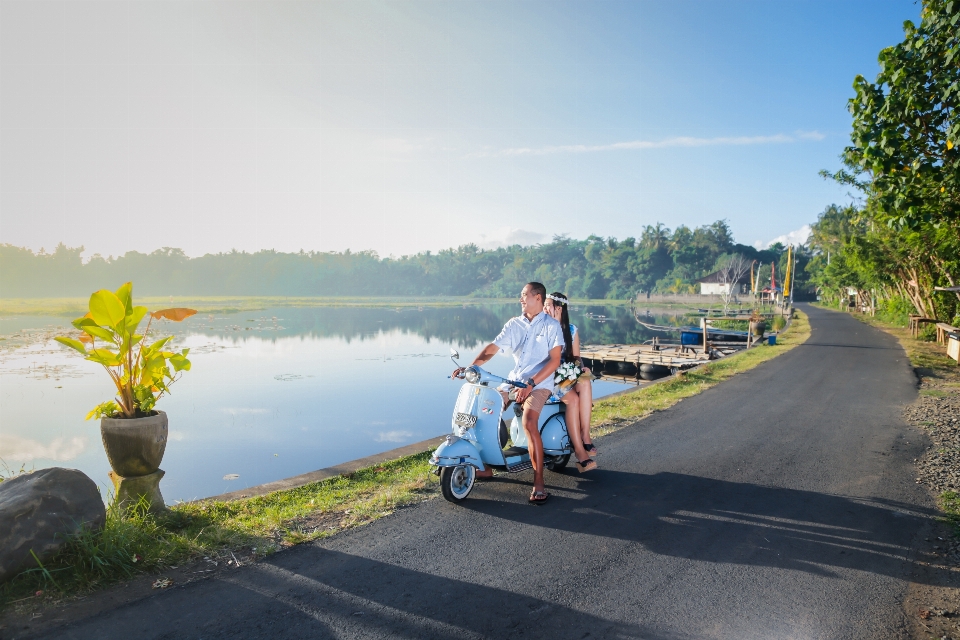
[440,465,476,502]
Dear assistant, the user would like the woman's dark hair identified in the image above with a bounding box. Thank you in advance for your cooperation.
[550,291,573,362]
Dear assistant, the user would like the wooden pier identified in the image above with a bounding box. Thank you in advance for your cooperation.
[580,343,712,371]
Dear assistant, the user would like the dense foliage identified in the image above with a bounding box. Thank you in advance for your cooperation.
[0,221,800,299]
[813,1,960,323]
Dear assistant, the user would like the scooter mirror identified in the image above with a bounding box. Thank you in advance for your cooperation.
[450,348,460,360]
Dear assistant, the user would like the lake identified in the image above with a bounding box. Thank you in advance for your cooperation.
[0,303,688,502]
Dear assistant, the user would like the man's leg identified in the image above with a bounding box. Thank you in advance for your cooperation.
[521,389,552,498]
[522,407,545,494]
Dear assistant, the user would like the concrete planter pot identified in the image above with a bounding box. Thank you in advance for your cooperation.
[101,411,168,512]
[749,320,767,337]
[100,411,168,478]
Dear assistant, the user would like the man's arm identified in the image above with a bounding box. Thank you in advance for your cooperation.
[451,342,500,379]
[471,343,500,367]
[515,345,561,403]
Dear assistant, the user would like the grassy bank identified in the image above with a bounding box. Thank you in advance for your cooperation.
[0,309,809,612]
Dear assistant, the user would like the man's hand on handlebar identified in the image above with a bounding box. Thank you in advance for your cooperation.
[514,377,535,404]
[451,367,465,379]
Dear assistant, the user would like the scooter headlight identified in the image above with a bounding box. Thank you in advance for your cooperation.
[464,368,480,384]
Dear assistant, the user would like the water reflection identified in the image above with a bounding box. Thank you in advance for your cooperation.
[0,305,688,501]
[176,304,687,348]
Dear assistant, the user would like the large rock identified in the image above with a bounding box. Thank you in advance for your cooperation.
[0,467,105,583]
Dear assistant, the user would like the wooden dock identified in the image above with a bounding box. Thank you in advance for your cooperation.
[580,343,712,371]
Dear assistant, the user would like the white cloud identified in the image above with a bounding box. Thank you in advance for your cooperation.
[0,434,87,463]
[375,430,413,443]
[475,131,826,158]
[753,224,812,250]
[478,227,549,250]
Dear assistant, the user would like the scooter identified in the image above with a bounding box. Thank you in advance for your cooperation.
[430,349,572,503]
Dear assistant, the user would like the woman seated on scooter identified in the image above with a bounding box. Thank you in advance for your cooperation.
[544,292,597,472]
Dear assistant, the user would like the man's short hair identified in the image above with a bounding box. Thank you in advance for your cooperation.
[526,282,546,303]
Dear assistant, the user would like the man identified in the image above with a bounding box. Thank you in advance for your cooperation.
[452,282,562,504]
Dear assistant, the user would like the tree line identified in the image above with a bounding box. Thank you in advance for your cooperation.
[0,220,800,300]
[809,0,959,326]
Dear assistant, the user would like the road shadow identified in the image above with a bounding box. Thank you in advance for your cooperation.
[464,470,941,583]
[43,546,685,640]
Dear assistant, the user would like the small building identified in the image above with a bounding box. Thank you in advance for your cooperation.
[696,270,750,295]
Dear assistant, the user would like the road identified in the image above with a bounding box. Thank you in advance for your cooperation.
[40,304,939,639]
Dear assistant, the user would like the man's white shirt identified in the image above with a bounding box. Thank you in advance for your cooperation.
[492,311,563,392]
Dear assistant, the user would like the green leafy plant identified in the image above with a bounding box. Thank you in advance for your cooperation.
[55,282,196,419]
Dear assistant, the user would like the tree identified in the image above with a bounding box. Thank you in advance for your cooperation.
[832,0,959,231]
[716,254,750,314]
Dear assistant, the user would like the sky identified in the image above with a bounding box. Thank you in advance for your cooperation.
[0,0,919,259]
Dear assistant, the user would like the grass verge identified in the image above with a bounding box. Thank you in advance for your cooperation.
[0,452,437,610]
[1,309,810,612]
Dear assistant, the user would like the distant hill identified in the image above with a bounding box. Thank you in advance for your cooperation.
[0,221,802,299]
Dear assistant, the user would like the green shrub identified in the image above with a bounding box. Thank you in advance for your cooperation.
[875,295,914,326]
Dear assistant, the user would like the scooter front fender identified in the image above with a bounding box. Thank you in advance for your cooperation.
[430,435,486,471]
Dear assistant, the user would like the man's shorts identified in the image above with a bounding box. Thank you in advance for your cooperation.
[498,388,552,415]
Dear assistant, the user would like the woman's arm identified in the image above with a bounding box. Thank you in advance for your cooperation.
[573,330,589,372]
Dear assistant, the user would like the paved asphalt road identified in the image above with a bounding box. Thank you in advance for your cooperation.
[42,304,940,639]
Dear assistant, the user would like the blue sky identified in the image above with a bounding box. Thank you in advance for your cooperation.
[0,0,919,257]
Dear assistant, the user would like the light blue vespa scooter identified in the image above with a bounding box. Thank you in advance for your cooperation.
[430,349,572,503]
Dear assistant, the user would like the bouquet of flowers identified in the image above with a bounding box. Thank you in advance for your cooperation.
[554,361,584,391]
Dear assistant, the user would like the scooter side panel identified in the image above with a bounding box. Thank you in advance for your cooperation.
[431,435,486,471]
[540,412,571,455]
[509,400,563,450]
[453,384,506,466]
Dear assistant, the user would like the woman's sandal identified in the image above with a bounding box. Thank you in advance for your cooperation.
[529,490,549,505]
[576,458,597,473]
[583,443,598,456]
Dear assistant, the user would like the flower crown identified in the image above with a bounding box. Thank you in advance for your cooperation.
[546,293,567,305]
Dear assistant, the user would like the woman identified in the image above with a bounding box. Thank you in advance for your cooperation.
[544,292,597,472]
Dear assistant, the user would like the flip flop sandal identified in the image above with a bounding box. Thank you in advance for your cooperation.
[576,458,597,473]
[584,443,598,456]
[529,490,549,505]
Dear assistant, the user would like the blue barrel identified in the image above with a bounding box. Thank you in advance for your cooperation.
[767,335,777,346]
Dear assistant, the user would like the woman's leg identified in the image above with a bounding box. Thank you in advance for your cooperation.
[561,391,588,461]
[577,377,594,449]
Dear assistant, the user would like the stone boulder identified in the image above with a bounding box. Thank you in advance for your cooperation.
[0,467,105,583]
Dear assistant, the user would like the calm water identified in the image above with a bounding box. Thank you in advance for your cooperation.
[0,304,684,501]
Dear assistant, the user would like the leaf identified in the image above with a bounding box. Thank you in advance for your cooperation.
[168,354,192,372]
[150,308,197,322]
[78,333,93,344]
[89,290,126,328]
[55,336,87,355]
[114,282,133,315]
[88,349,123,367]
[125,306,148,332]
[81,325,115,342]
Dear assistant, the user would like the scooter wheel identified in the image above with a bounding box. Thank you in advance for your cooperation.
[546,454,571,472]
[440,465,475,502]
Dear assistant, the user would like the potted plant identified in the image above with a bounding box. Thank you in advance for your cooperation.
[56,283,195,510]
[748,311,768,338]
